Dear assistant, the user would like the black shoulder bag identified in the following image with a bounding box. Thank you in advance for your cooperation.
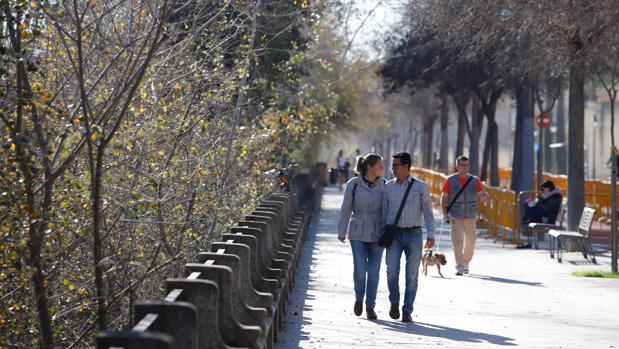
[379,179,415,248]
[445,176,474,221]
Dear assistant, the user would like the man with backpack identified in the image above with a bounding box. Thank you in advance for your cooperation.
[441,156,488,276]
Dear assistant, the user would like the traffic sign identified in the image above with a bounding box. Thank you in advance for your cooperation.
[535,113,552,128]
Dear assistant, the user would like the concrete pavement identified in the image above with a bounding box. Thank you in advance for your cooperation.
[275,186,619,348]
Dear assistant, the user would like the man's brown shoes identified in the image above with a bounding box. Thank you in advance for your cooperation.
[354,300,363,316]
[389,303,400,319]
[366,308,377,320]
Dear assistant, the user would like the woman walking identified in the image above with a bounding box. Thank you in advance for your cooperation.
[338,153,385,319]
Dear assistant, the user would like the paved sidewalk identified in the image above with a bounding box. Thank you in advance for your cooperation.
[276,186,619,348]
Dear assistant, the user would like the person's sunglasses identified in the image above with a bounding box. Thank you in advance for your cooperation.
[391,163,403,168]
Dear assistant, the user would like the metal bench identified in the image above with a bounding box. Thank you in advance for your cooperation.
[548,207,597,263]
[524,199,566,249]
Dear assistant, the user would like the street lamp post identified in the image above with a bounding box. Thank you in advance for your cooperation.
[549,125,557,173]
[592,115,600,179]
[537,122,545,192]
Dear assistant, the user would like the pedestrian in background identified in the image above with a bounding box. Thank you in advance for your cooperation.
[440,155,487,276]
[522,180,562,225]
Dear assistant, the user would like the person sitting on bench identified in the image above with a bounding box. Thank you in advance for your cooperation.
[523,180,563,225]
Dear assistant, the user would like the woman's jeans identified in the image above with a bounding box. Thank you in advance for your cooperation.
[385,229,423,314]
[350,240,384,309]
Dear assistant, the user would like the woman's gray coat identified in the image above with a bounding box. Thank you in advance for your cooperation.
[338,176,385,242]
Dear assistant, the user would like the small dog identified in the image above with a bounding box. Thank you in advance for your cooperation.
[422,250,447,278]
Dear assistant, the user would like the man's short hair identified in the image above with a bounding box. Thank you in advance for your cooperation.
[456,155,470,166]
[392,152,412,168]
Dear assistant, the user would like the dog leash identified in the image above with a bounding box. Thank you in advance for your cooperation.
[431,219,447,254]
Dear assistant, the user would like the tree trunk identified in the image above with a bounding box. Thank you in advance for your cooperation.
[567,58,586,231]
[610,96,617,272]
[457,108,466,159]
[28,206,54,348]
[452,94,468,163]
[511,87,524,191]
[470,95,482,176]
[478,89,502,186]
[481,113,500,187]
[422,116,435,167]
[481,126,491,182]
[555,91,567,174]
[488,115,500,187]
[13,17,54,343]
[511,84,535,192]
[92,150,107,330]
[411,128,419,165]
[439,96,449,170]
[536,116,544,191]
[522,85,536,192]
[407,119,414,153]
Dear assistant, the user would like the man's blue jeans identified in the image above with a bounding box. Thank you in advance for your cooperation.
[385,229,423,314]
[350,240,384,309]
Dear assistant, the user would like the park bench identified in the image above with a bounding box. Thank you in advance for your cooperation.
[548,207,597,263]
[524,199,567,249]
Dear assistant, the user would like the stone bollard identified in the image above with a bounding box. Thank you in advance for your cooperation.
[164,278,226,349]
[222,231,281,292]
[97,331,174,349]
[246,213,296,287]
[205,245,275,312]
[270,192,305,218]
[184,263,264,349]
[256,208,300,239]
[133,300,198,349]
[261,197,304,223]
[256,205,302,241]
[260,200,303,229]
[228,225,289,317]
[254,206,302,258]
[220,233,284,340]
[260,198,309,251]
[233,221,292,321]
[263,195,309,234]
[238,220,293,269]
[252,208,300,286]
[198,250,274,349]
[197,252,271,321]
[245,214,295,260]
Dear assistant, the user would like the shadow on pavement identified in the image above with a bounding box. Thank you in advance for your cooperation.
[276,193,341,348]
[566,259,599,265]
[374,319,517,346]
[463,273,544,287]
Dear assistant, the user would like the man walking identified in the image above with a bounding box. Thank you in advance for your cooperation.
[383,152,435,323]
[440,155,487,276]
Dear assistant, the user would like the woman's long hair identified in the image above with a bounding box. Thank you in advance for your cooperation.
[356,153,382,176]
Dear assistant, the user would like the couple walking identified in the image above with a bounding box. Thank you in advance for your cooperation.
[338,153,483,322]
